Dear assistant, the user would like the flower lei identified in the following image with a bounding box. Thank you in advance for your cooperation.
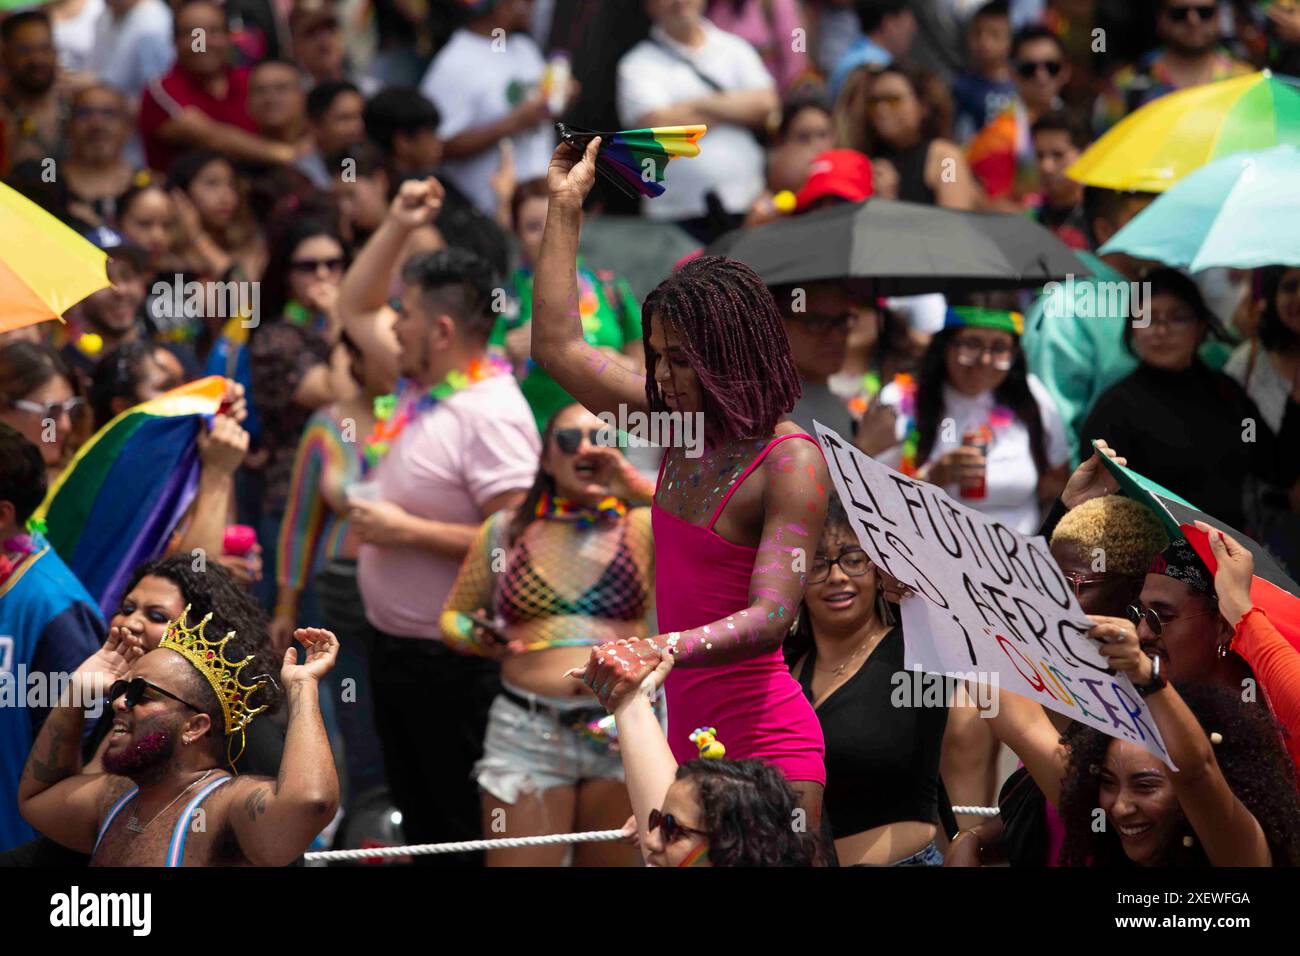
[535,490,628,529]
[362,355,513,471]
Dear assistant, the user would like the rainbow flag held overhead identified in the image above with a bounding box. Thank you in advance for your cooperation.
[556,123,707,199]
[30,376,227,617]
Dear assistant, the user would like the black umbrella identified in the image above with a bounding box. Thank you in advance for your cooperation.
[706,198,1092,295]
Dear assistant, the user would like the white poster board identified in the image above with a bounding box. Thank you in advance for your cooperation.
[814,422,1171,767]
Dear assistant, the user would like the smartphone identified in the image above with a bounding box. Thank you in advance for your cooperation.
[466,612,511,645]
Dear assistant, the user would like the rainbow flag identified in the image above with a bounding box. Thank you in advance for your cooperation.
[556,123,706,198]
[30,376,227,617]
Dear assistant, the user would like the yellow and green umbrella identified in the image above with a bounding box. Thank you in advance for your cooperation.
[1067,70,1300,193]
[0,181,110,334]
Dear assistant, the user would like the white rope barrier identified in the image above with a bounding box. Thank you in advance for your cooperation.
[305,807,1002,861]
[304,828,627,862]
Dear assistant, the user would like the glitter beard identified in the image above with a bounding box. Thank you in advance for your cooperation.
[102,724,177,777]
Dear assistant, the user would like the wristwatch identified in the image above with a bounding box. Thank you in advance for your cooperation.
[1134,653,1167,697]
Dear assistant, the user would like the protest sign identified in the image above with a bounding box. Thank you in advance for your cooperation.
[813,422,1172,767]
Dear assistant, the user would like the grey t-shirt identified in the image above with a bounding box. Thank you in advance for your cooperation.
[789,380,853,439]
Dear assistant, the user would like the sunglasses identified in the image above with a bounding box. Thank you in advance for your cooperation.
[1016,59,1063,79]
[1061,570,1141,599]
[648,808,708,843]
[290,257,346,275]
[1164,4,1217,23]
[808,548,872,584]
[1126,603,1219,637]
[553,427,615,454]
[8,396,87,419]
[108,677,204,713]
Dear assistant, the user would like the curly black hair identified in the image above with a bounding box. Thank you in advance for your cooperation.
[1058,683,1300,867]
[123,555,284,722]
[675,760,817,866]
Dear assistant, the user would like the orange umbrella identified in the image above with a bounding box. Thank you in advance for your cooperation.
[0,181,110,333]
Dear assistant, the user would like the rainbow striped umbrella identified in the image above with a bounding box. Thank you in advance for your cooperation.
[30,376,227,617]
[1067,71,1300,193]
[0,181,110,333]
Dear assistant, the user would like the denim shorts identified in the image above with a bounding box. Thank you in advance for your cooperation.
[473,684,625,804]
[890,840,944,867]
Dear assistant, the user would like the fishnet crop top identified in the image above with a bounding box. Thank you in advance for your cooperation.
[440,506,655,655]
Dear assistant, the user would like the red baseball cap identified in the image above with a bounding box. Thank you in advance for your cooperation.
[794,149,874,212]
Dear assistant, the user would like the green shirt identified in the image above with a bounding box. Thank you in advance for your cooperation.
[491,258,643,432]
[1021,252,1228,469]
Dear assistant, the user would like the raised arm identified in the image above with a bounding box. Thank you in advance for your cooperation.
[18,629,142,851]
[1092,615,1272,866]
[978,685,1069,807]
[531,139,649,421]
[228,628,340,867]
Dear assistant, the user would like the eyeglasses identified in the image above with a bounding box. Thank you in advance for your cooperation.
[1164,4,1217,23]
[808,548,872,584]
[108,677,204,713]
[647,808,708,843]
[1126,603,1219,637]
[789,312,852,336]
[1016,59,1063,79]
[72,106,124,121]
[1061,570,1141,599]
[290,257,346,275]
[553,427,613,454]
[950,339,1016,371]
[7,396,87,419]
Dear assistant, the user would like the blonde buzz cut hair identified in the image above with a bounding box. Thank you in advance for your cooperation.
[1050,495,1170,577]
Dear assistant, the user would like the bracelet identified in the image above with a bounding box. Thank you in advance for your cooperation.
[954,828,983,860]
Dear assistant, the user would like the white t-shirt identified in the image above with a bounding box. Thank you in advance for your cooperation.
[877,374,1068,533]
[53,0,105,73]
[1225,343,1289,436]
[90,0,175,100]
[419,29,554,217]
[616,22,771,221]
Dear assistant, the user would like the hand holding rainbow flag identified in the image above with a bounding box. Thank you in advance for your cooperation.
[556,123,707,199]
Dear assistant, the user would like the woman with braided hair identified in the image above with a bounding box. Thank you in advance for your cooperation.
[532,137,832,843]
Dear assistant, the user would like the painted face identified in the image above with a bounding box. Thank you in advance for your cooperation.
[185,159,239,231]
[1131,292,1203,372]
[1135,574,1223,685]
[543,404,620,503]
[287,234,346,307]
[867,72,923,149]
[1098,739,1182,865]
[103,650,204,773]
[644,778,710,868]
[111,576,187,651]
[1050,538,1144,617]
[1,373,77,466]
[944,328,1015,397]
[119,188,176,264]
[781,283,852,381]
[805,522,879,638]
[646,317,702,416]
[515,195,548,268]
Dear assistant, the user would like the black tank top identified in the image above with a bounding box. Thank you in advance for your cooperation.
[797,623,948,839]
[881,140,936,206]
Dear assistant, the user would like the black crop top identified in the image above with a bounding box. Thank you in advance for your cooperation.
[797,623,948,839]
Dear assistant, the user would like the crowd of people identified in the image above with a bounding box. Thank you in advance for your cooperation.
[2,0,1300,869]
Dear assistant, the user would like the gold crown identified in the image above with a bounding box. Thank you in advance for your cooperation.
[159,606,269,738]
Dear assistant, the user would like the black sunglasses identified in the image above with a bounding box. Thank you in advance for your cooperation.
[1164,4,1217,23]
[1125,603,1218,637]
[1016,59,1062,79]
[108,677,203,713]
[648,808,708,843]
[553,427,613,454]
[290,257,346,274]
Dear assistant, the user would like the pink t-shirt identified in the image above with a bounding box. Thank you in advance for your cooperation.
[358,374,540,638]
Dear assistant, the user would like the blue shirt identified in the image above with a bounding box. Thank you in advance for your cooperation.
[828,36,892,100]
[0,537,105,851]
[952,72,1017,143]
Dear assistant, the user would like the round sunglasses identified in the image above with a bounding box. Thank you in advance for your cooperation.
[648,808,708,843]
[1125,603,1219,637]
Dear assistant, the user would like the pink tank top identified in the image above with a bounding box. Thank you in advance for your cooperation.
[653,433,826,784]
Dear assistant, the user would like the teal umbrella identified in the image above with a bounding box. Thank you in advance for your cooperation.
[1099,145,1300,270]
